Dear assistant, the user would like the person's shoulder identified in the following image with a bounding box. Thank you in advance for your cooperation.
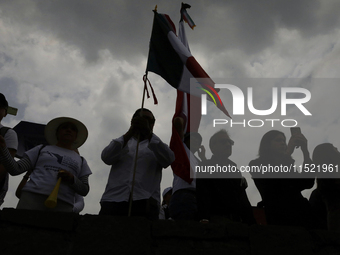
[26,144,50,154]
[150,133,161,140]
[227,158,237,166]
[201,157,215,166]
[249,157,262,166]
[1,126,16,137]
[6,128,17,135]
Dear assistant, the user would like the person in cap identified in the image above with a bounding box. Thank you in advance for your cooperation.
[99,108,175,220]
[0,93,18,206]
[0,117,91,212]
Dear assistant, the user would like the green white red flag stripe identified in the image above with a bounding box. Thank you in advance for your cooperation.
[146,11,230,118]
[169,14,201,184]
[181,4,196,30]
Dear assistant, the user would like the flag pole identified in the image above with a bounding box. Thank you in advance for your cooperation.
[128,75,148,217]
[127,6,158,217]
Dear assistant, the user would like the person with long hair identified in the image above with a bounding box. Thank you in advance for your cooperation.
[312,143,340,231]
[249,130,314,227]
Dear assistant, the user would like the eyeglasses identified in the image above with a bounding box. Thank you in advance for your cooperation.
[226,139,234,146]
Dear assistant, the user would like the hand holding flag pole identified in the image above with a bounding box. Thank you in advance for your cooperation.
[128,76,153,217]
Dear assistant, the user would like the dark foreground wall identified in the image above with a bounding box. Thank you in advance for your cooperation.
[1,208,339,255]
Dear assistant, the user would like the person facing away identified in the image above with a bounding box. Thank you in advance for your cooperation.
[249,130,314,228]
[99,108,175,220]
[196,129,255,225]
[312,143,340,231]
[0,117,92,212]
[0,93,18,206]
[168,116,206,221]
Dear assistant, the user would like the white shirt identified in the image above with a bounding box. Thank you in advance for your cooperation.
[172,143,199,194]
[24,145,92,205]
[100,134,175,204]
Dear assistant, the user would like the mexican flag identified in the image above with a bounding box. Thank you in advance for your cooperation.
[146,10,230,117]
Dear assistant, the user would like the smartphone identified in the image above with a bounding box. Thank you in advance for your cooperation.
[290,127,301,148]
[290,127,301,136]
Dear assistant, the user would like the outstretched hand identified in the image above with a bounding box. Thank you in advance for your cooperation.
[198,145,207,161]
[287,133,308,155]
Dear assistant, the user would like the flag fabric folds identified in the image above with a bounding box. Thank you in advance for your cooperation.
[170,90,193,183]
[146,7,230,183]
[180,3,196,30]
[146,10,230,117]
[169,8,201,184]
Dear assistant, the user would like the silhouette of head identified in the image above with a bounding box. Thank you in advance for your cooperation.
[313,143,340,165]
[209,129,233,157]
[259,130,287,158]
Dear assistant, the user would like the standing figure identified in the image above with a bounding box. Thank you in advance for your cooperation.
[196,129,255,224]
[312,143,340,231]
[0,117,92,212]
[168,116,205,221]
[249,130,314,228]
[99,108,175,220]
[0,93,18,206]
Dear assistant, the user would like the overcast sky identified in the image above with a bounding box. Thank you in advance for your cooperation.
[1,0,340,214]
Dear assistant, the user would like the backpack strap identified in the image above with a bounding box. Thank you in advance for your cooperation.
[32,144,47,169]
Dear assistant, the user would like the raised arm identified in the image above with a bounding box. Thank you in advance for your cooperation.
[101,136,128,165]
[148,134,175,168]
[0,135,32,176]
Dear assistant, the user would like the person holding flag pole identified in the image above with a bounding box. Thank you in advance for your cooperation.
[99,104,175,219]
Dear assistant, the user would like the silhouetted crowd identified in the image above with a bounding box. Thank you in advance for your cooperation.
[0,93,339,232]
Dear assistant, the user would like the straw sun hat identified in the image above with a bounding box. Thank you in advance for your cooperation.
[44,117,88,149]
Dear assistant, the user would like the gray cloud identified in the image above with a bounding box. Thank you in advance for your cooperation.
[2,0,339,63]
[1,0,340,214]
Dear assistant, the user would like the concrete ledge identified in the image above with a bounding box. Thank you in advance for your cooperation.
[1,208,78,231]
[1,208,340,255]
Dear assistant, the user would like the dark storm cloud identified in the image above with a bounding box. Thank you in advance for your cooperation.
[1,0,339,63]
[188,0,340,54]
[1,0,155,62]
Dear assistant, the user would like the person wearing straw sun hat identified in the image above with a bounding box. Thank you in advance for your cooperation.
[44,117,88,150]
[0,116,92,212]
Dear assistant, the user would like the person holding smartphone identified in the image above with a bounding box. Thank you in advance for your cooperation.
[248,129,315,228]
